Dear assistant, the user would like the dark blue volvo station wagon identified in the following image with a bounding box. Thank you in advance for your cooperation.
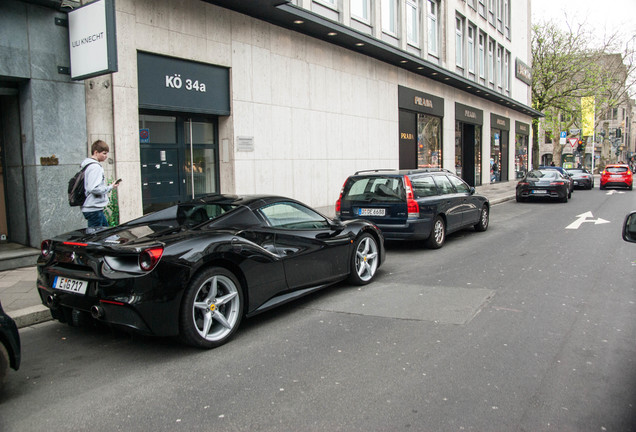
[335,169,489,248]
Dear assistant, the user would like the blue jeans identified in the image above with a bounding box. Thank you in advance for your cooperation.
[83,210,109,228]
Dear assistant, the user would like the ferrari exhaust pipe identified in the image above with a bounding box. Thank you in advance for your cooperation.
[46,295,58,309]
[90,305,104,319]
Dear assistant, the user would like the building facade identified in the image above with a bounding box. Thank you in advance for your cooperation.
[0,0,540,248]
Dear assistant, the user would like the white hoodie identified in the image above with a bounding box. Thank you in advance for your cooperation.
[79,157,113,212]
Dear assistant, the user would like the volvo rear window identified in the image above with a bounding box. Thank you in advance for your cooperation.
[343,177,406,202]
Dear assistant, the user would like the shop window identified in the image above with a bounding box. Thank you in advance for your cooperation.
[417,114,442,169]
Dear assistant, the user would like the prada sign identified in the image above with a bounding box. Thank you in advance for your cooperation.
[398,86,444,117]
[455,103,483,125]
[516,121,530,135]
[515,58,532,86]
[490,114,510,131]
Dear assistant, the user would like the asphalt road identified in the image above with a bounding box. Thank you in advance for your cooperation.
[2,186,635,431]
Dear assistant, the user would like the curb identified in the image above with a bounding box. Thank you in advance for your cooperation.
[8,304,52,329]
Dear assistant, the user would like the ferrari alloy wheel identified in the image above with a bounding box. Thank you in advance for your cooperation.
[180,267,243,349]
[474,205,489,232]
[426,216,446,249]
[348,233,379,285]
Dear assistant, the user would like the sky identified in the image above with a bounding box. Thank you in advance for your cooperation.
[530,0,636,51]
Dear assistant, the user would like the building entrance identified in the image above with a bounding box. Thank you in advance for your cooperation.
[455,103,483,187]
[139,113,219,214]
[0,91,29,246]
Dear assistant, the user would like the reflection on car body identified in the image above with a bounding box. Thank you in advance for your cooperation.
[37,194,384,349]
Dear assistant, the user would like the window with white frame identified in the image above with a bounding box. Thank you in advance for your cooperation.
[315,0,337,8]
[488,39,495,84]
[497,45,503,89]
[455,16,464,68]
[406,0,420,46]
[504,0,510,39]
[427,0,438,57]
[496,0,503,32]
[504,50,510,93]
[467,25,475,74]
[478,0,486,17]
[478,32,485,78]
[488,0,495,26]
[467,0,476,9]
[351,0,371,22]
[382,0,398,35]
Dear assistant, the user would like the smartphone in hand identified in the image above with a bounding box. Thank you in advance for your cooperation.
[114,178,122,185]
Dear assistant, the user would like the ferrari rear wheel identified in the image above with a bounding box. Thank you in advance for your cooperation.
[348,233,379,285]
[180,267,243,349]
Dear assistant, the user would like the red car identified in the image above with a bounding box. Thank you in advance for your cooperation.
[600,164,633,190]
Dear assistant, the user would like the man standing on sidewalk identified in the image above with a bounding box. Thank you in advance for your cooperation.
[80,140,119,228]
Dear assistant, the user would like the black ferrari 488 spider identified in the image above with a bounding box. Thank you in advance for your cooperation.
[37,194,384,348]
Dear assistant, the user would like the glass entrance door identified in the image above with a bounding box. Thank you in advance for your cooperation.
[140,113,219,214]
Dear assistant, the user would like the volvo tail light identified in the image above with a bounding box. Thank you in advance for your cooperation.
[335,179,347,217]
[403,176,419,217]
[139,247,164,272]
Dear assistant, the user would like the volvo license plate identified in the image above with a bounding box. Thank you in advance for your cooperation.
[53,276,88,295]
[358,208,386,217]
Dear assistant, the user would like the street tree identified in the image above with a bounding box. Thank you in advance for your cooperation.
[531,19,635,166]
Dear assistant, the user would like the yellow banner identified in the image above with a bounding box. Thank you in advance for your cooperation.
[581,97,595,137]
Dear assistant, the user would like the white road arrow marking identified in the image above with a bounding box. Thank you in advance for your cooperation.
[606,190,626,195]
[566,211,610,229]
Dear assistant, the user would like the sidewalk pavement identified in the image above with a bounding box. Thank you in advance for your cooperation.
[0,180,517,328]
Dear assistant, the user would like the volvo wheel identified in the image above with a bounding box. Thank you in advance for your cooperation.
[474,205,489,232]
[426,216,446,249]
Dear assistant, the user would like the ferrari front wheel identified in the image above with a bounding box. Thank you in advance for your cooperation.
[348,233,379,285]
[180,267,244,349]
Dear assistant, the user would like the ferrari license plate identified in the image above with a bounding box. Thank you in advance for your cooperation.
[359,208,386,217]
[53,276,88,295]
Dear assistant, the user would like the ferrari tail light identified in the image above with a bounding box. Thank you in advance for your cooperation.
[335,179,347,217]
[139,247,164,272]
[403,176,419,217]
[41,240,53,257]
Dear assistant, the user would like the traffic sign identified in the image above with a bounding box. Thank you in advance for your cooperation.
[568,137,578,147]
